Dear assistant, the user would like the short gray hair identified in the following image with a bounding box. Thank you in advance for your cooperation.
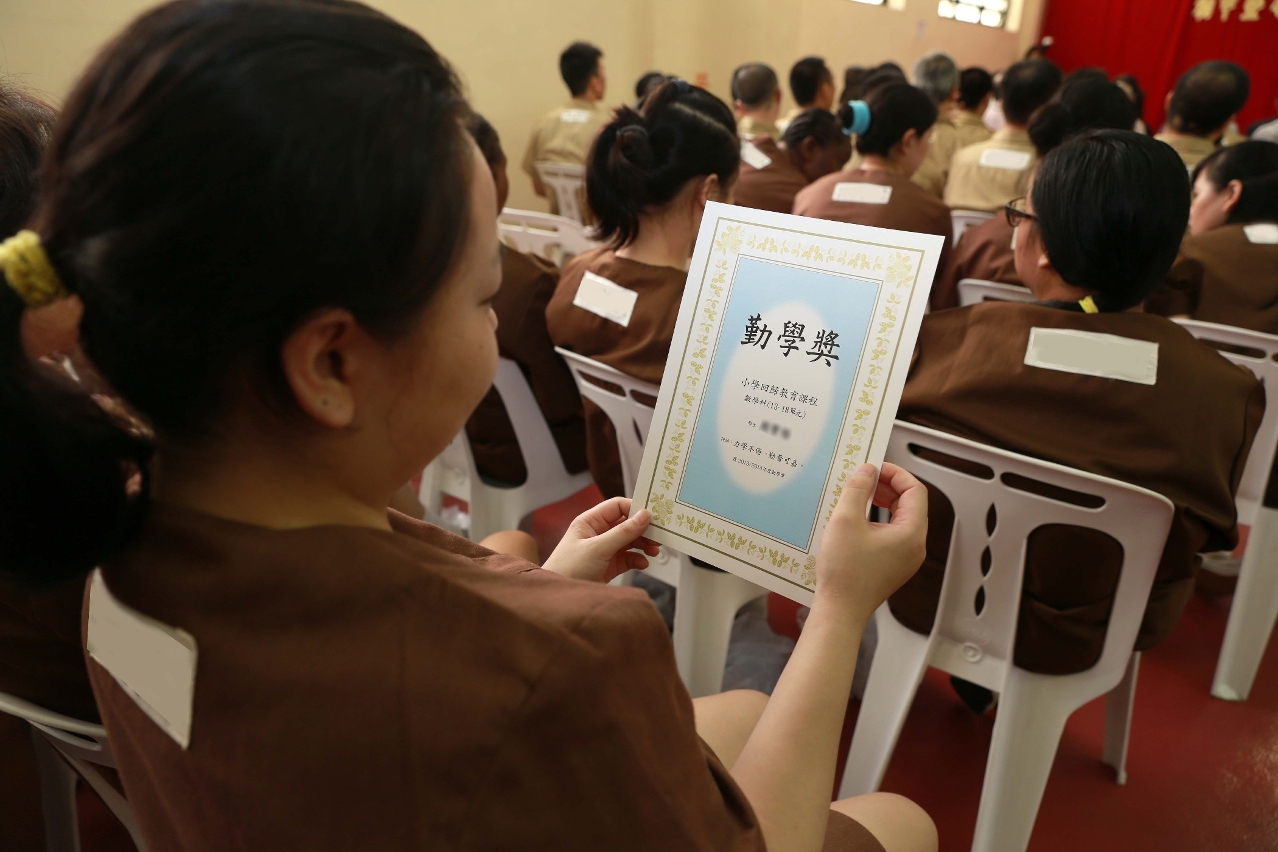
[912,52,959,105]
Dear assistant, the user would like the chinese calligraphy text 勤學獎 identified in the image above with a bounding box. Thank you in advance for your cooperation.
[741,314,841,366]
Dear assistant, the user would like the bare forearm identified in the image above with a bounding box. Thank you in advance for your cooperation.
[731,594,867,852]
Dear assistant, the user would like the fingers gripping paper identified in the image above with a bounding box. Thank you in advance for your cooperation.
[628,202,943,604]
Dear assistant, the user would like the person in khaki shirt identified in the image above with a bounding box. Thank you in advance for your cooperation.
[731,62,782,142]
[1154,61,1251,170]
[951,68,994,149]
[522,41,612,213]
[944,58,1061,212]
[777,56,835,132]
[910,52,960,198]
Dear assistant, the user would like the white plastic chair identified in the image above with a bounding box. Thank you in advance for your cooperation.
[419,357,592,542]
[533,162,588,224]
[498,208,598,268]
[840,422,1173,852]
[957,278,1034,307]
[951,209,994,244]
[0,691,148,852]
[555,347,767,697]
[1173,319,1278,701]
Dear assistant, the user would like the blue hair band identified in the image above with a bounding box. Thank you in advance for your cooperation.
[845,100,871,137]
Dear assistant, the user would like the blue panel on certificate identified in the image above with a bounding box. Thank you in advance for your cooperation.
[676,256,879,550]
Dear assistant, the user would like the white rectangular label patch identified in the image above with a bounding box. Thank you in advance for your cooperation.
[740,141,773,170]
[87,571,197,749]
[560,108,592,124]
[979,148,1033,171]
[573,271,639,327]
[1244,223,1278,244]
[1024,327,1159,385]
[832,182,893,204]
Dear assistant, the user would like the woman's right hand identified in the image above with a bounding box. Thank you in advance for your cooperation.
[815,462,928,626]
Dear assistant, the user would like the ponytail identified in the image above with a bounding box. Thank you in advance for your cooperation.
[586,79,739,247]
[781,107,845,151]
[846,82,936,157]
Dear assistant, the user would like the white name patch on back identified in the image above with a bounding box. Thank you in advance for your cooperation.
[560,109,592,124]
[573,271,639,327]
[979,148,1033,171]
[740,141,773,170]
[1244,223,1278,244]
[1024,327,1159,385]
[832,183,892,204]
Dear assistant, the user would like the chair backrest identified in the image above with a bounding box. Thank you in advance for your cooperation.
[957,278,1035,307]
[1173,319,1278,524]
[555,347,658,495]
[498,207,597,268]
[885,422,1173,691]
[534,161,588,224]
[489,357,586,502]
[0,690,113,767]
[951,209,994,244]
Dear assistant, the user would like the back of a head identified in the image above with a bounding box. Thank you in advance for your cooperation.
[0,85,56,238]
[859,67,907,100]
[1168,61,1250,136]
[912,52,959,107]
[731,63,779,110]
[1114,73,1145,117]
[789,57,831,106]
[1232,173,1278,224]
[587,79,738,247]
[839,66,869,106]
[1028,78,1136,156]
[957,68,994,111]
[635,71,667,102]
[1000,58,1063,126]
[845,82,937,156]
[1194,140,1278,224]
[1,0,473,584]
[559,41,602,97]
[1033,129,1189,309]
[781,107,845,151]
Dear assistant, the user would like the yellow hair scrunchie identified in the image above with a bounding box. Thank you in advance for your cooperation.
[1078,295,1099,314]
[0,230,66,309]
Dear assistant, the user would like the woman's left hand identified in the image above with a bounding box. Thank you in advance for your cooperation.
[541,497,661,583]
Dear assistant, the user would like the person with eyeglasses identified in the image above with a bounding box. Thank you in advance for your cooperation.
[889,130,1265,710]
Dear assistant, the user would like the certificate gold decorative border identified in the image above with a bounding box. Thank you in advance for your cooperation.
[641,217,925,593]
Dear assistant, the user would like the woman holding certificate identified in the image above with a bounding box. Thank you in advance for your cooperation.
[0,4,935,851]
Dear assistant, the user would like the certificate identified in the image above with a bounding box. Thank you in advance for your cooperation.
[629,202,943,605]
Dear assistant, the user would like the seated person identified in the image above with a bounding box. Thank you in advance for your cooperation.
[1,7,939,850]
[731,62,782,142]
[839,65,870,106]
[944,58,1061,212]
[735,108,851,215]
[547,80,739,499]
[951,68,994,149]
[892,131,1264,698]
[1155,61,1251,169]
[909,51,960,198]
[634,70,667,107]
[1114,73,1148,134]
[793,83,952,308]
[521,41,612,212]
[933,77,1135,309]
[462,113,588,485]
[1147,141,1278,331]
[778,56,835,132]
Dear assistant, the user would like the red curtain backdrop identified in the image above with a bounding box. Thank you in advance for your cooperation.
[1039,0,1278,132]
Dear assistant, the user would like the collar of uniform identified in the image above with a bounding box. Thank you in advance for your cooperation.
[1033,299,1086,313]
[1155,132,1216,158]
[568,97,601,111]
[952,111,986,129]
[739,116,780,139]
[992,127,1032,147]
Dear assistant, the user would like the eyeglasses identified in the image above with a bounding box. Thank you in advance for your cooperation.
[1005,197,1038,229]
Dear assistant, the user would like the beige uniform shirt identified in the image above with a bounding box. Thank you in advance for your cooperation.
[521,98,611,177]
[950,110,993,150]
[776,105,813,134]
[911,118,959,198]
[1153,132,1218,169]
[737,115,781,142]
[943,127,1037,213]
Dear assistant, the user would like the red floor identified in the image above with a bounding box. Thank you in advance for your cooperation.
[78,486,1278,851]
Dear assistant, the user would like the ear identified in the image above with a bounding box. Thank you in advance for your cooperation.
[695,174,718,209]
[799,135,821,162]
[1222,179,1244,213]
[279,308,365,429]
[1164,91,1173,110]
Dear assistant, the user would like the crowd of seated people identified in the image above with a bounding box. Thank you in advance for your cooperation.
[0,2,1276,850]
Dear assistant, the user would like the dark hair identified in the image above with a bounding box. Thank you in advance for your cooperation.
[957,68,994,110]
[0,85,56,238]
[1193,140,1278,224]
[587,80,738,248]
[859,68,907,99]
[781,107,845,150]
[838,66,869,107]
[467,112,504,168]
[560,41,603,97]
[789,57,832,106]
[1168,61,1250,136]
[1,0,473,585]
[843,82,937,157]
[1001,58,1063,126]
[1231,173,1278,224]
[1032,130,1188,310]
[635,71,667,102]
[731,63,779,109]
[1028,78,1135,156]
[1114,74,1145,124]
[876,62,906,78]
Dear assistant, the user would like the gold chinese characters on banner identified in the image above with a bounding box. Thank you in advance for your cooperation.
[1192,0,1275,21]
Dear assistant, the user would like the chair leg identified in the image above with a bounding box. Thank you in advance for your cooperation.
[969,670,1073,852]
[672,560,766,698]
[1102,652,1140,785]
[31,729,80,852]
[1213,506,1278,701]
[838,607,930,799]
